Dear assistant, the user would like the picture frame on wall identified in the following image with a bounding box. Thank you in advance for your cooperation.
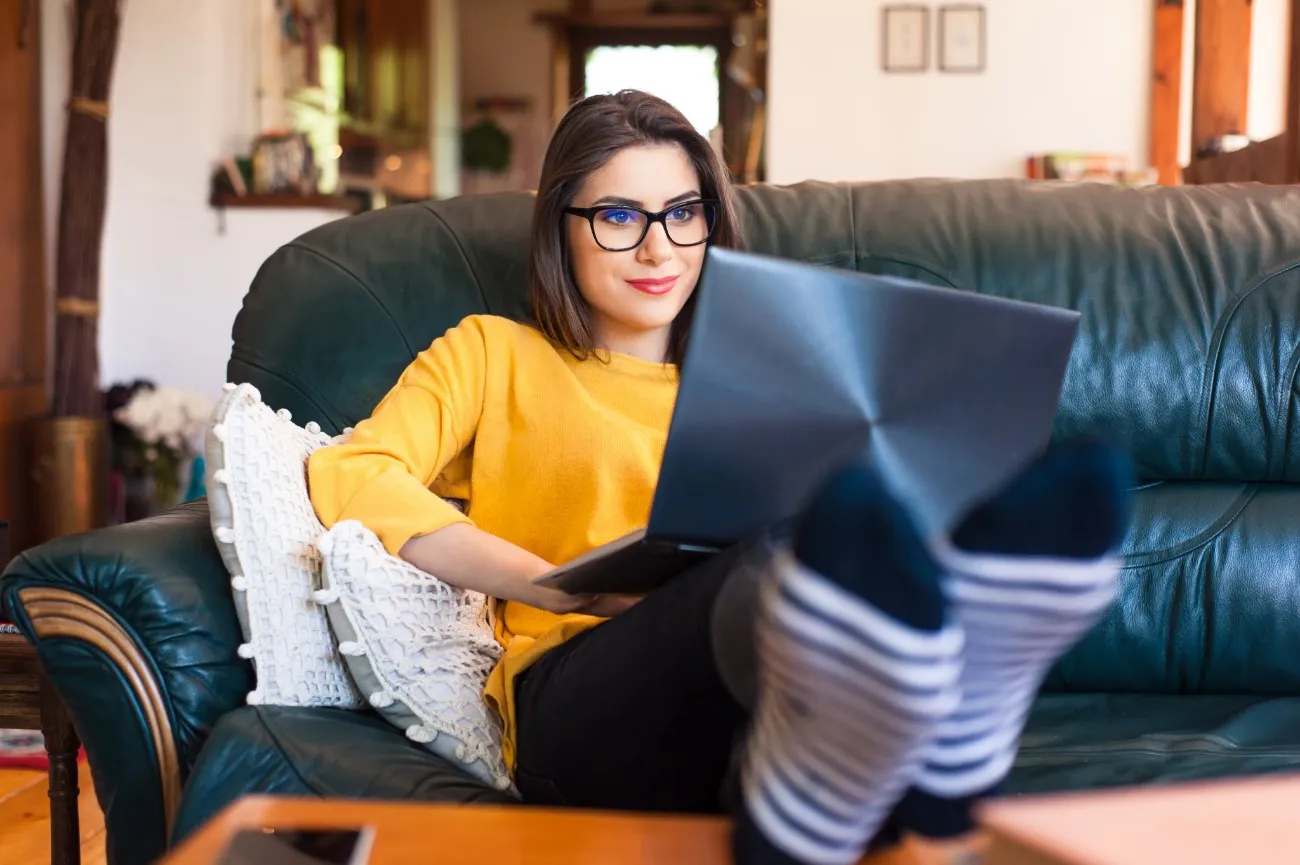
[938,4,986,73]
[881,5,929,73]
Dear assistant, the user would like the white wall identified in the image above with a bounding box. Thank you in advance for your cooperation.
[1246,0,1292,142]
[458,0,562,191]
[767,0,1295,184]
[458,0,645,192]
[766,0,1155,183]
[42,0,346,403]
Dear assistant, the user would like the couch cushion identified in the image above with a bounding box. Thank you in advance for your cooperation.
[1007,693,1300,794]
[1047,480,1300,695]
[171,705,515,846]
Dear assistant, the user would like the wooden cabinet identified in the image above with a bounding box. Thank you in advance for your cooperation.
[0,1,50,550]
[338,0,430,147]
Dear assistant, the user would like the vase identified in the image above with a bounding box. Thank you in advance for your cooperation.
[28,417,109,544]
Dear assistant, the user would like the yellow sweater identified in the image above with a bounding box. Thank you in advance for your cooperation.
[307,314,678,770]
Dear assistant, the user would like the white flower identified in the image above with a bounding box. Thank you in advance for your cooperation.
[114,386,215,458]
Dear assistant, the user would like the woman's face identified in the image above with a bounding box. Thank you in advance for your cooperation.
[566,143,709,357]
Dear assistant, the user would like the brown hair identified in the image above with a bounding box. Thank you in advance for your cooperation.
[528,90,742,367]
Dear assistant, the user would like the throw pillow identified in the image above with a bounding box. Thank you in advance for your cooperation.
[314,519,514,792]
[206,382,365,709]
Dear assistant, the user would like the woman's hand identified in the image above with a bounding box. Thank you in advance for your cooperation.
[401,524,643,619]
[529,586,644,619]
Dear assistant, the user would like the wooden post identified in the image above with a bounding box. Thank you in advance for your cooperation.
[548,23,572,127]
[1150,0,1186,185]
[41,670,81,865]
[1191,0,1253,154]
[1287,0,1300,182]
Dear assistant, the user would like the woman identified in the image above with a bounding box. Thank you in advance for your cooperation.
[308,90,1132,865]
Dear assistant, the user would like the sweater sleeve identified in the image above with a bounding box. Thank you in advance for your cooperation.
[307,316,491,556]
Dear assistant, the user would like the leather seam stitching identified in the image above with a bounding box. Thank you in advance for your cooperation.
[788,248,961,289]
[1119,484,1257,569]
[419,202,494,314]
[1197,257,1300,476]
[226,352,345,433]
[249,709,328,797]
[280,242,416,356]
[1274,341,1300,480]
[860,256,962,289]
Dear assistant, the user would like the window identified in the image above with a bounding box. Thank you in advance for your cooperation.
[584,44,721,137]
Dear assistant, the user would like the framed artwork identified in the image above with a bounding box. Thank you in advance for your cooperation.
[881,5,929,73]
[939,5,986,73]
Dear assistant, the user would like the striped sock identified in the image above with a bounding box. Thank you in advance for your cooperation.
[893,440,1134,838]
[734,462,963,865]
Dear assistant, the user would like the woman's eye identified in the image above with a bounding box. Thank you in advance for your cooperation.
[599,208,637,226]
[667,206,696,223]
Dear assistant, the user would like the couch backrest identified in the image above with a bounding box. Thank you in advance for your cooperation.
[230,179,1300,695]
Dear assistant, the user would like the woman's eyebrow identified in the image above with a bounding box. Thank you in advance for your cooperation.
[590,190,702,208]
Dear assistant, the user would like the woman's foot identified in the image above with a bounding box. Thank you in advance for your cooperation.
[734,461,963,865]
[892,439,1134,838]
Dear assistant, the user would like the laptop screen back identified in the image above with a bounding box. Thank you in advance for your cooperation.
[646,247,1080,546]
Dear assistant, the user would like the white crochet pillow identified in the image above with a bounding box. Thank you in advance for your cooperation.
[206,382,364,709]
[314,519,514,793]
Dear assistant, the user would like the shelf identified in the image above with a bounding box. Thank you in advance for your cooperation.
[534,11,732,30]
[209,193,362,214]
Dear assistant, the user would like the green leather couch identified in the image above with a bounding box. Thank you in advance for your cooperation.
[6,179,1300,865]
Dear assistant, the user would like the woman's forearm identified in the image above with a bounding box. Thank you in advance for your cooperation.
[400,523,582,613]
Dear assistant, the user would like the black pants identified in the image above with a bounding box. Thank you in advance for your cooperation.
[513,541,768,813]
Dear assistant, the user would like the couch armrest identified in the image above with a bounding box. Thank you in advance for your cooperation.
[0,500,251,865]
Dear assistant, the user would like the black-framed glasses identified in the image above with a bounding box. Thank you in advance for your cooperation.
[564,199,719,252]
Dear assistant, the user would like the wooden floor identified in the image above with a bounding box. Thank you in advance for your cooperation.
[0,760,105,865]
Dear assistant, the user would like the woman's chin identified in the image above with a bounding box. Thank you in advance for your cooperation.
[612,299,682,329]
[627,311,680,335]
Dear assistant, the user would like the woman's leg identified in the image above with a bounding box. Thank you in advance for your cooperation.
[512,539,765,812]
[514,441,1133,865]
[889,440,1133,839]
[513,459,966,844]
[731,463,963,865]
[730,442,1132,865]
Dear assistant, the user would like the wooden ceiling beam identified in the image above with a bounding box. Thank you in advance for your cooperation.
[1287,0,1300,181]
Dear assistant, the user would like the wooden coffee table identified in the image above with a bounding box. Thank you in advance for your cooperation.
[162,797,739,865]
[978,773,1300,864]
[159,795,974,865]
[166,772,1300,865]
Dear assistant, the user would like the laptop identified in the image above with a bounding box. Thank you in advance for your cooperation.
[533,246,1081,596]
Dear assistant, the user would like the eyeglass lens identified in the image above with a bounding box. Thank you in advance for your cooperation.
[591,202,716,250]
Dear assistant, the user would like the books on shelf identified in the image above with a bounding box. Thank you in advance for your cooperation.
[1026,152,1158,187]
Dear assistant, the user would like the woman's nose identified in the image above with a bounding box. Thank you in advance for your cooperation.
[638,222,673,263]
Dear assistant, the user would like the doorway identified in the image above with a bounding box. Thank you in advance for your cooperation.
[564,20,732,162]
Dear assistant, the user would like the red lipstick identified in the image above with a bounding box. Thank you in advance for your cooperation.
[625,276,679,295]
